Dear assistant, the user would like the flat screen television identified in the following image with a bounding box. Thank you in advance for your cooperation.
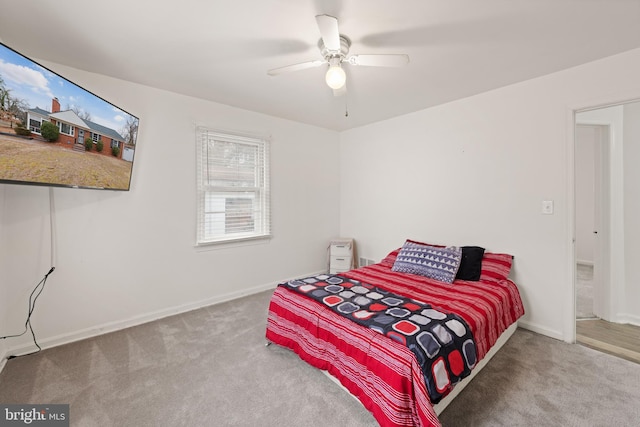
[0,42,139,191]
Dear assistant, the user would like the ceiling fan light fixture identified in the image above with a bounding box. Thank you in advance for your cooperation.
[267,14,409,96]
[325,60,346,90]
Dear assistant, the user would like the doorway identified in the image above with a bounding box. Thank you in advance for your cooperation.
[574,103,640,363]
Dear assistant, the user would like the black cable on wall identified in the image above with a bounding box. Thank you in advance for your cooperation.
[0,187,57,359]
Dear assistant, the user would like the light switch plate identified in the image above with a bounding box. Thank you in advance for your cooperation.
[542,200,554,215]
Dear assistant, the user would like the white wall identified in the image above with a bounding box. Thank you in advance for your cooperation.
[339,47,640,340]
[623,102,640,324]
[1,63,340,356]
[5,46,640,361]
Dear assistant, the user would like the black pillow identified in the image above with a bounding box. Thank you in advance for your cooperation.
[455,246,485,281]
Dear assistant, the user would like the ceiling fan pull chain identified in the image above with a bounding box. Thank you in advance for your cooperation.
[345,93,349,117]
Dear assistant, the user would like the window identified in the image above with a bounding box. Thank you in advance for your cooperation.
[58,122,73,136]
[29,118,42,133]
[196,127,270,245]
[91,132,100,142]
[111,139,120,149]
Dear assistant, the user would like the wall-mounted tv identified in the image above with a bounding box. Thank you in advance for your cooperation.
[0,42,139,191]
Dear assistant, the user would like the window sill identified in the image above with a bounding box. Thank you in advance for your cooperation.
[194,234,272,252]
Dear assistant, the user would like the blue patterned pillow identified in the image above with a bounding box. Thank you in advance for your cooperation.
[391,241,462,284]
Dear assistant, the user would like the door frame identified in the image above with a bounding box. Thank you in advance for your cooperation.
[566,96,634,343]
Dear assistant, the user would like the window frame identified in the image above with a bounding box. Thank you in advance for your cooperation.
[29,118,42,134]
[195,127,271,246]
[58,122,73,136]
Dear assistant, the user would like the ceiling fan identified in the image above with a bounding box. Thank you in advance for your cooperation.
[267,14,410,96]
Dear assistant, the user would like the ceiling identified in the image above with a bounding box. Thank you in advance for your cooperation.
[1,0,639,131]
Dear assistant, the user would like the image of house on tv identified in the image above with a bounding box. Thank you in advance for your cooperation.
[26,98,134,161]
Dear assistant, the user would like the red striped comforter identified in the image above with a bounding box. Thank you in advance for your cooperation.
[265,259,524,427]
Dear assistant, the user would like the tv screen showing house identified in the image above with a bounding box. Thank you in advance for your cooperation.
[0,42,139,191]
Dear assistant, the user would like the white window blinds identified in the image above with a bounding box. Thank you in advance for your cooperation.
[196,127,270,245]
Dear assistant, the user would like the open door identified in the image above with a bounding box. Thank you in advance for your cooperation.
[575,124,610,321]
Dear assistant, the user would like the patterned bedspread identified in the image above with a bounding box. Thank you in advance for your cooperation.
[279,274,477,404]
[266,255,524,427]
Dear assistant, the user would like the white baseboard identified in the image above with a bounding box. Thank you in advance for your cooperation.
[517,315,640,344]
[2,270,325,364]
[616,313,640,327]
[516,319,564,341]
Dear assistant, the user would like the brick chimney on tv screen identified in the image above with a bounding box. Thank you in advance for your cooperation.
[52,97,60,113]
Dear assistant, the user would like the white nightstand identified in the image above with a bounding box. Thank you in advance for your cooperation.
[329,238,355,274]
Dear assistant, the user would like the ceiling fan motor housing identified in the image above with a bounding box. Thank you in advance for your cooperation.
[318,35,351,62]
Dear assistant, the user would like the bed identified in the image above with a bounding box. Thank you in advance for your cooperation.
[265,240,525,427]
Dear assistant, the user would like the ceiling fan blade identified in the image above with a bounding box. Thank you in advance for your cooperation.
[347,54,410,67]
[315,14,341,51]
[267,60,325,76]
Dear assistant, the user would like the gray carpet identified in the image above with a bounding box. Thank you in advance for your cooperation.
[1,289,639,427]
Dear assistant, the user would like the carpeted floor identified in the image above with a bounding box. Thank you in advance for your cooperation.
[1,289,639,426]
